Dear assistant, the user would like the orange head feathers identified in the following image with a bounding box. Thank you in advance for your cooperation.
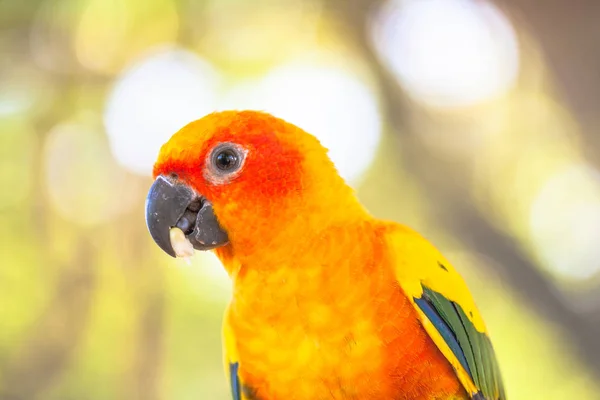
[149,110,366,263]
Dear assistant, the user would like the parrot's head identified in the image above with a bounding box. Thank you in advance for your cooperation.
[145,110,365,261]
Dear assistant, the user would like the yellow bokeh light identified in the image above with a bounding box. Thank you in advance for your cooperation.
[0,119,37,210]
[43,116,143,226]
[199,0,322,73]
[530,164,600,280]
[74,0,179,74]
[472,93,581,233]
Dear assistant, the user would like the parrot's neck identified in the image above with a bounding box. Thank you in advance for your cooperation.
[222,215,380,296]
[214,188,371,276]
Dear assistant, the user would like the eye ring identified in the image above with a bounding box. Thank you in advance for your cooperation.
[205,142,247,184]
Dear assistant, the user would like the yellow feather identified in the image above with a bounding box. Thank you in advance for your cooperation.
[222,306,251,400]
[385,223,491,397]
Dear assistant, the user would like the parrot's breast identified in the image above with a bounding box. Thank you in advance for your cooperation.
[224,224,467,400]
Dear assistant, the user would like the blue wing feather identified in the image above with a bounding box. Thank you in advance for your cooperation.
[229,362,241,400]
[415,285,506,400]
[414,296,473,379]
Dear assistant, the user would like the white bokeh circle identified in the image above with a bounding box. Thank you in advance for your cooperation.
[372,0,519,108]
[104,47,220,175]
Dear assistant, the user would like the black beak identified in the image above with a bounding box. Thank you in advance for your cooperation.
[145,175,229,257]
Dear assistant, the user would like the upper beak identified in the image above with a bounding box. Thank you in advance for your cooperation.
[145,175,229,257]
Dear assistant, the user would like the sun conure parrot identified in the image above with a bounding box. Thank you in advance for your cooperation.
[145,110,506,400]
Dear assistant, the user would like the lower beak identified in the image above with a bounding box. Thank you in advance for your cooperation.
[145,175,229,257]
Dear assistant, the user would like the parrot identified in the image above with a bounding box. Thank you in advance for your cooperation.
[145,110,506,400]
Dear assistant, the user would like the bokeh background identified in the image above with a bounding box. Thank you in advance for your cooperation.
[2,0,600,399]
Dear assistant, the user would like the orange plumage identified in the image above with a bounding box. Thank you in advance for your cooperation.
[150,111,505,400]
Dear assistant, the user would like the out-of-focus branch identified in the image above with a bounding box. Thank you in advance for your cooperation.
[328,0,600,376]
[494,0,600,166]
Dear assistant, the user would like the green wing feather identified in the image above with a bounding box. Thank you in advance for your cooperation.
[421,286,506,400]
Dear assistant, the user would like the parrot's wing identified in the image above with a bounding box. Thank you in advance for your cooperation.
[386,225,506,400]
[223,307,255,400]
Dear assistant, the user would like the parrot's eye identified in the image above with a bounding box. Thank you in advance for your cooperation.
[205,142,247,183]
[215,149,238,171]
